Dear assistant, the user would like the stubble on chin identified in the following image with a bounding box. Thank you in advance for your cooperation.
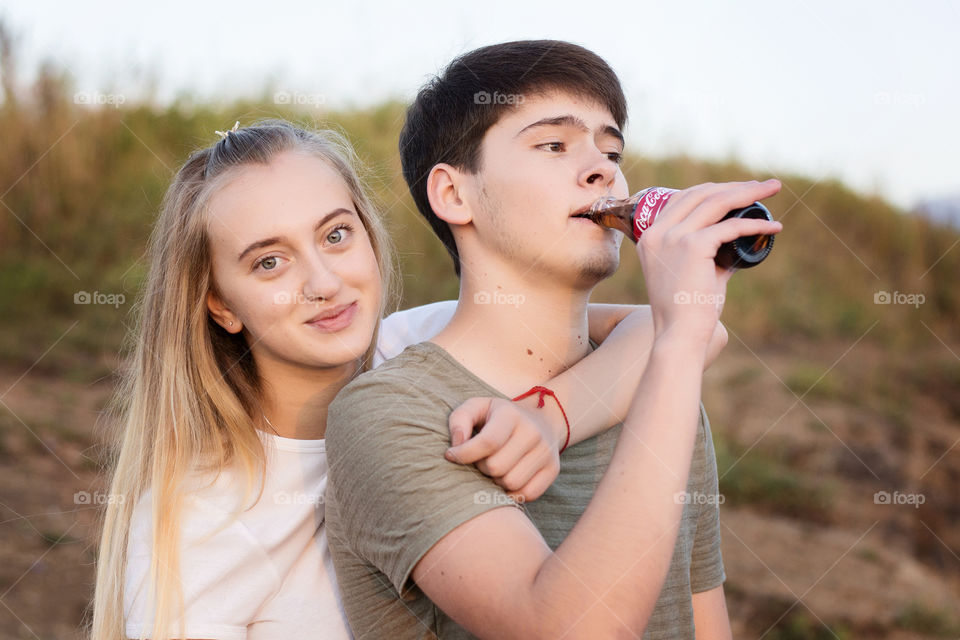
[575,248,620,284]
[478,185,622,285]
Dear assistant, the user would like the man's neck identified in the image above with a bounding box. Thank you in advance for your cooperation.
[431,272,593,397]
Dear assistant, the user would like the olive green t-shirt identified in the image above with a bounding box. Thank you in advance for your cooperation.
[325,341,725,639]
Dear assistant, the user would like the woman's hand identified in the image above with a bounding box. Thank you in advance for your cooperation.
[445,396,564,503]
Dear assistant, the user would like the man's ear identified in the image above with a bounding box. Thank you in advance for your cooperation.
[426,163,473,227]
[206,289,243,333]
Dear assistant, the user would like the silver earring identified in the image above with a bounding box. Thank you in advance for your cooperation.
[228,321,234,326]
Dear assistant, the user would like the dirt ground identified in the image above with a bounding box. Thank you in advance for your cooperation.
[1,338,958,639]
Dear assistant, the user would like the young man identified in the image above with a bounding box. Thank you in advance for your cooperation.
[325,40,782,638]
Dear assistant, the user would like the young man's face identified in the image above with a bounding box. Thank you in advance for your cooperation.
[461,90,629,288]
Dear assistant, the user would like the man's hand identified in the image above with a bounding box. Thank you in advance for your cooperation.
[637,180,782,348]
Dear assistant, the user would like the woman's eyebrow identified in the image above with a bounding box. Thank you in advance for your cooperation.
[236,207,353,262]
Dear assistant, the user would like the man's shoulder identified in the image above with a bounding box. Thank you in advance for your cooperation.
[326,342,460,449]
[334,342,446,405]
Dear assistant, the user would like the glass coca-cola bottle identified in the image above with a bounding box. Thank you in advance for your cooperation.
[577,187,775,269]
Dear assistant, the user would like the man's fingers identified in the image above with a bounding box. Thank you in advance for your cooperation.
[655,179,780,232]
[682,179,781,231]
[700,216,782,250]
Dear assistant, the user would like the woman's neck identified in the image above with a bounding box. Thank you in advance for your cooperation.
[257,357,361,440]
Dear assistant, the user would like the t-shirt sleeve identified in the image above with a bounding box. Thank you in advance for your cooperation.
[326,369,521,595]
[373,300,457,367]
[124,493,282,640]
[689,403,727,593]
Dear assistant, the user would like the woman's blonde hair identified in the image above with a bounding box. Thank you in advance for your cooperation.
[90,119,398,640]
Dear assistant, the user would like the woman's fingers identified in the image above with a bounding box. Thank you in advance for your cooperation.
[477,428,542,478]
[507,466,559,504]
[446,400,513,464]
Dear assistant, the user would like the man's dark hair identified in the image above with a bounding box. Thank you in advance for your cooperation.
[399,40,628,276]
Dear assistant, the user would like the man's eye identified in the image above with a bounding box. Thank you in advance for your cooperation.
[606,151,624,164]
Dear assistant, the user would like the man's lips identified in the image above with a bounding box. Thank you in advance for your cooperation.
[570,203,595,218]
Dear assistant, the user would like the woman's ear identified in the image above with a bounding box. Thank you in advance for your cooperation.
[426,163,473,227]
[206,289,243,333]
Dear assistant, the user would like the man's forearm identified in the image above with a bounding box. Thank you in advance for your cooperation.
[526,336,707,638]
[547,307,726,448]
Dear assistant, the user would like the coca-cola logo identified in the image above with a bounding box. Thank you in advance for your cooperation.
[634,187,678,237]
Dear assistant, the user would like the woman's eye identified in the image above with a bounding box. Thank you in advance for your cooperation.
[257,256,279,271]
[326,223,353,245]
[542,142,564,152]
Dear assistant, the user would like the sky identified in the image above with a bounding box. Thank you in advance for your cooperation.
[2,0,957,210]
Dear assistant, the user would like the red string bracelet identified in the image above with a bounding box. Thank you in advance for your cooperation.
[511,385,571,454]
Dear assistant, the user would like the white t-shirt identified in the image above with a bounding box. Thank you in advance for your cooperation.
[124,301,457,639]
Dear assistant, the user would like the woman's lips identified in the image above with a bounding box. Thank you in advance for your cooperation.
[305,301,358,333]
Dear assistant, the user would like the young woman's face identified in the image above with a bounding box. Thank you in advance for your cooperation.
[205,151,382,372]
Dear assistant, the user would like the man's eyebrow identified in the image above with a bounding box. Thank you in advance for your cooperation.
[236,207,353,262]
[516,115,624,146]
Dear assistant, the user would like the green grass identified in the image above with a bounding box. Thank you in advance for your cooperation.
[895,601,960,637]
[765,611,853,640]
[715,435,835,523]
[0,33,958,391]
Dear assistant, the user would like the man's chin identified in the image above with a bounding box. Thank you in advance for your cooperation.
[575,250,620,285]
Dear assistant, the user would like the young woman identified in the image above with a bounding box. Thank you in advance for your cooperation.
[90,120,725,639]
